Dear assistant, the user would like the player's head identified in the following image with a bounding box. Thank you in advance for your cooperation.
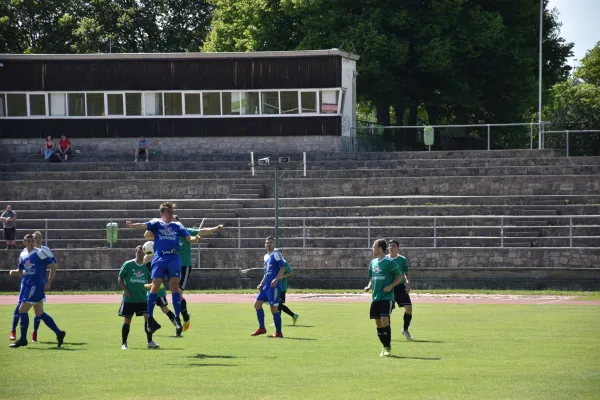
[372,238,387,257]
[5,205,11,212]
[33,231,43,247]
[388,239,399,256]
[159,202,176,222]
[23,233,35,250]
[265,236,275,252]
[135,245,144,260]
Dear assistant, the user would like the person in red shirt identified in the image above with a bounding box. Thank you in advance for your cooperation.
[58,135,72,161]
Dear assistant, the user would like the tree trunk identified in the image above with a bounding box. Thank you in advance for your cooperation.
[392,104,406,149]
[426,104,438,126]
[406,104,419,147]
[375,101,391,126]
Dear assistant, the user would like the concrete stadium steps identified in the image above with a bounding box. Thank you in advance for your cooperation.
[34,238,210,249]
[2,175,599,200]
[3,164,600,181]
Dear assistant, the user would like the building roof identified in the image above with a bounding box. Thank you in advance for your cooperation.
[0,49,359,61]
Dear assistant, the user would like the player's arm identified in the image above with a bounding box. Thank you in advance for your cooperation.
[281,269,294,279]
[118,276,130,298]
[144,230,154,240]
[384,266,403,292]
[44,262,57,290]
[126,220,149,230]
[257,275,266,290]
[197,225,224,237]
[9,269,23,278]
[364,262,372,292]
[404,272,411,293]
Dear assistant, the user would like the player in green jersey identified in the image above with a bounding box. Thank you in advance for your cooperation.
[278,260,300,325]
[117,245,159,349]
[364,239,403,357]
[387,240,413,340]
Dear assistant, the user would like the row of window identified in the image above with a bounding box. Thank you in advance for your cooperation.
[0,89,344,118]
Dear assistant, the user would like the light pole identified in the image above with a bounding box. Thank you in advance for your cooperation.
[538,0,544,149]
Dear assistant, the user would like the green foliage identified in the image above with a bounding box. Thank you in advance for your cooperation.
[575,41,600,86]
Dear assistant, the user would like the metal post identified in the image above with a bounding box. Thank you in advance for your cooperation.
[197,218,205,269]
[566,130,569,157]
[274,166,279,247]
[238,217,241,249]
[302,218,306,248]
[109,219,113,249]
[538,0,543,149]
[433,217,437,248]
[530,124,533,149]
[367,218,371,248]
[569,217,573,248]
[487,124,491,150]
[250,152,255,176]
[44,218,48,246]
[303,152,307,177]
[500,217,504,248]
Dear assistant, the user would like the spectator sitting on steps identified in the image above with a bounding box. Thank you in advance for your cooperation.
[58,135,73,161]
[44,136,58,161]
[135,136,150,163]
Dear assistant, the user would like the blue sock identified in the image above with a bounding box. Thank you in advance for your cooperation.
[19,313,29,341]
[273,311,282,333]
[256,308,265,329]
[172,292,181,319]
[147,293,157,318]
[40,313,61,335]
[11,303,20,331]
[33,316,41,333]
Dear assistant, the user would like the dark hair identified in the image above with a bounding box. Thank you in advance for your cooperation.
[389,239,400,247]
[23,233,34,241]
[159,202,176,213]
[265,236,275,242]
[375,238,387,252]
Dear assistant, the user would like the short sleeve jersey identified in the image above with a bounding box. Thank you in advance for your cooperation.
[18,248,54,287]
[263,250,285,290]
[2,211,17,228]
[281,261,293,292]
[145,219,190,255]
[119,259,150,303]
[385,255,408,284]
[137,138,148,147]
[179,227,199,266]
[368,257,401,302]
[41,245,56,264]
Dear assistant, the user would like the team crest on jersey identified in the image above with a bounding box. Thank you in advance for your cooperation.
[24,259,32,268]
[374,266,381,273]
[134,270,144,277]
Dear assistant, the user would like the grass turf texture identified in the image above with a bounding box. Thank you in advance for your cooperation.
[1,303,599,400]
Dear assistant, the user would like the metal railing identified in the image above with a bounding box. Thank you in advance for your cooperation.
[543,130,600,157]
[30,215,600,250]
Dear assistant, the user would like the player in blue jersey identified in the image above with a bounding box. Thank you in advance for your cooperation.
[126,202,199,336]
[251,237,286,338]
[8,231,56,342]
[8,234,66,348]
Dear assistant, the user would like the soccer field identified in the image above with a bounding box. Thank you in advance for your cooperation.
[1,302,599,400]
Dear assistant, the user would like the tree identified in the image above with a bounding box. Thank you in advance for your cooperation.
[575,41,600,86]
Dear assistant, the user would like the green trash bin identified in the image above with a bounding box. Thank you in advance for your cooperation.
[106,222,118,248]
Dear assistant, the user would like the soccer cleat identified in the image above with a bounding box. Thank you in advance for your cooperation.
[379,348,385,357]
[250,328,267,336]
[146,318,161,334]
[402,329,413,341]
[57,331,66,347]
[270,332,284,338]
[121,343,128,350]
[9,330,16,341]
[175,318,183,337]
[292,314,300,325]
[183,316,191,332]
[31,332,37,343]
[382,347,391,357]
[147,341,160,349]
[9,338,28,348]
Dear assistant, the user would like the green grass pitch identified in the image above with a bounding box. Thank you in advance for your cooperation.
[1,302,599,400]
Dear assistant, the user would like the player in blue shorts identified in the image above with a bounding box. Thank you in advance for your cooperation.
[126,202,200,335]
[251,237,286,338]
[9,231,56,342]
[8,234,66,348]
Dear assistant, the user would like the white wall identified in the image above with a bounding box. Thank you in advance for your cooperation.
[341,58,357,137]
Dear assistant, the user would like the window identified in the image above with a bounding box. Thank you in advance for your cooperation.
[320,90,339,114]
[49,93,66,116]
[87,93,105,116]
[0,94,5,116]
[300,92,317,113]
[125,93,142,116]
[29,94,46,116]
[184,93,201,115]
[241,92,260,115]
[164,92,182,115]
[203,92,220,115]
[107,94,124,116]
[261,91,279,115]
[68,93,85,116]
[144,93,163,116]
[6,94,27,116]
[222,92,241,115]
[280,91,299,114]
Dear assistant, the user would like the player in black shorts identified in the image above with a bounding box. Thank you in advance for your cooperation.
[387,240,413,340]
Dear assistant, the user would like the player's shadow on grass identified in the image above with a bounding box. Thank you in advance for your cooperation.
[188,353,238,360]
[280,337,316,341]
[393,339,444,343]
[186,363,237,368]
[389,355,441,361]
[27,347,85,351]
[287,325,314,328]
[39,341,87,346]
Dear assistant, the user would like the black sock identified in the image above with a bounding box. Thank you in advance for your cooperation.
[278,304,295,318]
[383,326,392,347]
[122,324,130,344]
[403,313,412,330]
[376,327,386,346]
[181,298,189,320]
[166,310,175,323]
[145,324,152,343]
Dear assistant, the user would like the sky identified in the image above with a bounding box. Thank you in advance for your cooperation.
[548,0,600,68]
